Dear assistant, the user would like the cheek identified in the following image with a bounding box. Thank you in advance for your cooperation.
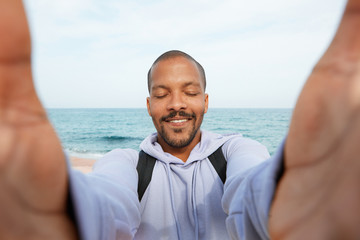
[191,99,207,113]
[148,101,164,118]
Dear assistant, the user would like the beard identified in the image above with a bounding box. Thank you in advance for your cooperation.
[157,110,204,148]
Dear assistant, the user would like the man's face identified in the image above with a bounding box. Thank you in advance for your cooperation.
[147,56,208,150]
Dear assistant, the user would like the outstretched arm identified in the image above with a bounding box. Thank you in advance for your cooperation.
[270,0,360,239]
[0,0,77,238]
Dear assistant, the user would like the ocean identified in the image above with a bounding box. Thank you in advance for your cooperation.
[47,108,292,159]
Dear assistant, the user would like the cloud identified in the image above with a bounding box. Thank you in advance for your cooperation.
[23,0,346,108]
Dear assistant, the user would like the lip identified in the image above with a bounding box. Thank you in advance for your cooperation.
[165,117,192,122]
[164,117,192,127]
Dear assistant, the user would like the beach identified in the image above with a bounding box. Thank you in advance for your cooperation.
[70,156,96,174]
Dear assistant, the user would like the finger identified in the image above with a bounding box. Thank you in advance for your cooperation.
[285,0,360,166]
[0,0,30,61]
[318,0,360,66]
[347,0,360,12]
[0,0,45,121]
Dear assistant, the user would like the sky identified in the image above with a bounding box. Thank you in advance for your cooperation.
[23,0,346,108]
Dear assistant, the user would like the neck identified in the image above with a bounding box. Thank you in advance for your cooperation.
[158,132,201,162]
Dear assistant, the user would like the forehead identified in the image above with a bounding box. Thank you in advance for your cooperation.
[150,56,204,89]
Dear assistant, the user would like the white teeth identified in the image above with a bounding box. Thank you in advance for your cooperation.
[170,119,188,123]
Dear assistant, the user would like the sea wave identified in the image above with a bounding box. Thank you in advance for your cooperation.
[65,149,104,160]
[101,135,144,142]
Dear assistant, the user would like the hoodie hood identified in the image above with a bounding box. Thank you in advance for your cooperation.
[137,130,243,240]
[140,130,241,165]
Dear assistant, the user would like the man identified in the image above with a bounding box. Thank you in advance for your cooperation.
[0,0,360,240]
[138,50,270,239]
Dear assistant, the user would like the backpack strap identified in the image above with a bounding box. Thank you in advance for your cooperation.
[136,146,227,201]
[137,150,156,201]
[207,146,227,184]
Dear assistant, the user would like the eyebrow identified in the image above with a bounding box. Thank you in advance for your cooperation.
[183,82,201,88]
[151,81,202,92]
[151,85,169,91]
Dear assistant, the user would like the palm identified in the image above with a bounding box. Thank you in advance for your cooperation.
[269,2,360,239]
[0,1,76,238]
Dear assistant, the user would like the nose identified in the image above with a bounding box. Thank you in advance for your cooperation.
[167,92,187,112]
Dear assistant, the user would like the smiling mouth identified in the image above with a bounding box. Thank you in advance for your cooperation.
[166,118,192,123]
[161,111,196,124]
[164,118,191,131]
[168,119,188,123]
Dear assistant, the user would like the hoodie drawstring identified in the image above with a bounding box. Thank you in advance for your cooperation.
[166,161,201,240]
[192,161,200,240]
[166,163,183,240]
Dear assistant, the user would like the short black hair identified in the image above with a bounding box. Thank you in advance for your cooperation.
[147,50,206,93]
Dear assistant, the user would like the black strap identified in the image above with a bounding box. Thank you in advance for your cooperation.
[137,150,156,201]
[136,146,227,201]
[207,146,227,184]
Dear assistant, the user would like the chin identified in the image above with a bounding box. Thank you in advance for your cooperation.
[162,129,199,148]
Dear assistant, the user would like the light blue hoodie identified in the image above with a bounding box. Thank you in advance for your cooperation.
[68,130,283,240]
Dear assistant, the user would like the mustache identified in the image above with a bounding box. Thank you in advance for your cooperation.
[160,111,196,122]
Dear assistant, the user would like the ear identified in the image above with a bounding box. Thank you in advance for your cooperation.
[204,93,209,114]
[146,97,152,116]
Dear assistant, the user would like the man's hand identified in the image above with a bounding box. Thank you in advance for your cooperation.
[269,0,360,239]
[0,0,77,238]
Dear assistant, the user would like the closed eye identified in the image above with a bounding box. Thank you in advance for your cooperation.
[186,92,199,96]
[154,94,168,99]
